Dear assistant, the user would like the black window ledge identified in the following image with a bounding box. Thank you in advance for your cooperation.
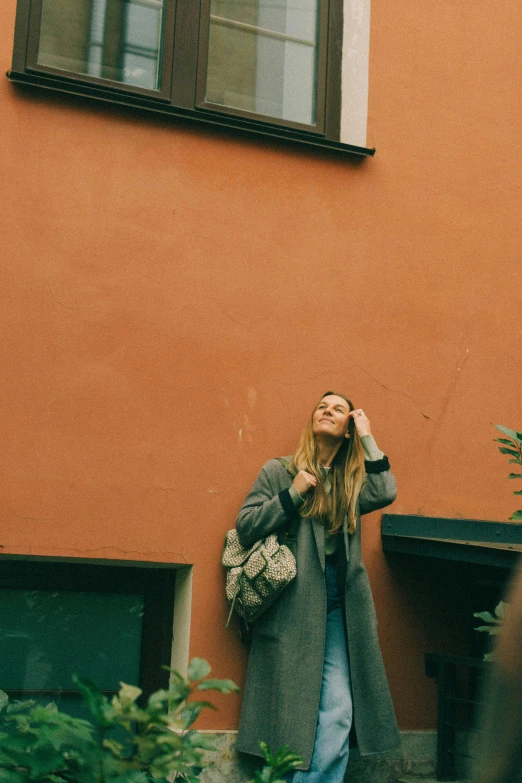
[382,513,522,569]
[7,69,376,159]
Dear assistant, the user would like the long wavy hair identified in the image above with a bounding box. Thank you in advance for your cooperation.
[290,391,365,534]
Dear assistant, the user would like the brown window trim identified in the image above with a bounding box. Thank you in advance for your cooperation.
[8,0,376,158]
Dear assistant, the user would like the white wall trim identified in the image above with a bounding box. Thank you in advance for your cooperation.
[340,0,371,147]
[170,565,193,677]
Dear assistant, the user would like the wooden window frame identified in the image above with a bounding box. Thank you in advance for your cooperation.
[8,0,375,157]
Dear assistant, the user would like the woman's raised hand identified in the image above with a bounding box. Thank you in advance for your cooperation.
[293,470,317,496]
[348,408,371,437]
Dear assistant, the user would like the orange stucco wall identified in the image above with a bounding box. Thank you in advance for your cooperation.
[0,0,520,731]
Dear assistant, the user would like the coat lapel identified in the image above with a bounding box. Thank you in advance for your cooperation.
[343,519,351,562]
[312,518,325,572]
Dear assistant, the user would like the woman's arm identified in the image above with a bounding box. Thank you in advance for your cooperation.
[235,462,299,549]
[358,434,397,515]
[348,410,397,515]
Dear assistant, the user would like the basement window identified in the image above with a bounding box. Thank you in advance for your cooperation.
[9,0,374,156]
[0,559,177,710]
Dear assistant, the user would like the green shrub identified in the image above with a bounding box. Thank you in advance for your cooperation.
[0,659,301,783]
[0,658,239,783]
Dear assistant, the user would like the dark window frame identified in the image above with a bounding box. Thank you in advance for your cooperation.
[8,0,375,156]
[24,0,177,100]
[194,0,330,135]
[0,558,177,703]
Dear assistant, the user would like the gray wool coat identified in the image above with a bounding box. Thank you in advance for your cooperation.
[235,457,400,770]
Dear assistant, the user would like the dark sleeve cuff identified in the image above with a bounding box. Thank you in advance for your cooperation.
[279,488,299,519]
[364,456,391,474]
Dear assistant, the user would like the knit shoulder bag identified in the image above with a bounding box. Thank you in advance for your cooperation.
[222,458,298,627]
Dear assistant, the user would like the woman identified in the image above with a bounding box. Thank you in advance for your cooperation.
[235,392,399,782]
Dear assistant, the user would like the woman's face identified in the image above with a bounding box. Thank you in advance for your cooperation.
[312,395,352,441]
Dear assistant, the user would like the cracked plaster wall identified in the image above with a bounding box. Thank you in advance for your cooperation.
[0,0,521,734]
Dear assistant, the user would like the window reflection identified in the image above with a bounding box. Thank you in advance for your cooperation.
[38,0,164,90]
[0,589,144,718]
[205,0,319,125]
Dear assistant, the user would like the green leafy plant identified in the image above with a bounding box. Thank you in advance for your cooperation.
[493,424,522,520]
[0,660,301,783]
[471,425,522,661]
[473,601,509,661]
[0,658,239,783]
[248,742,303,783]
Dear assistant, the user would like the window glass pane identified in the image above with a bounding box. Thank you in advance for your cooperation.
[37,0,164,90]
[0,589,143,717]
[205,0,319,125]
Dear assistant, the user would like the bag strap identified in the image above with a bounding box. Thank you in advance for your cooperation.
[276,456,298,478]
[276,457,299,542]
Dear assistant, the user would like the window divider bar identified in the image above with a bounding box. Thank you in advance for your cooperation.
[170,0,201,109]
[209,15,315,47]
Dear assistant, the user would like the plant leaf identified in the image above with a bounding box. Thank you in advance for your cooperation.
[168,680,191,703]
[508,474,522,479]
[181,703,203,729]
[103,738,125,756]
[0,771,27,783]
[183,731,217,751]
[163,665,184,679]
[187,658,211,682]
[499,447,521,457]
[473,611,497,623]
[73,675,113,728]
[0,692,8,713]
[495,425,520,440]
[116,682,143,707]
[197,679,240,694]
[147,689,169,713]
[494,438,518,446]
[509,510,522,521]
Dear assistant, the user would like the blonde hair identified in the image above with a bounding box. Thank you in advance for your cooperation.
[291,391,365,535]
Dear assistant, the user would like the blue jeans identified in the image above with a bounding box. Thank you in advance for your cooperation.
[288,560,353,783]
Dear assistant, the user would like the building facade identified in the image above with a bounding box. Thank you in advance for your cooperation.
[0,0,521,772]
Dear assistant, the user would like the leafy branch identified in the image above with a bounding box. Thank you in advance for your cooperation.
[249,742,303,783]
[473,601,508,661]
[493,424,522,521]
